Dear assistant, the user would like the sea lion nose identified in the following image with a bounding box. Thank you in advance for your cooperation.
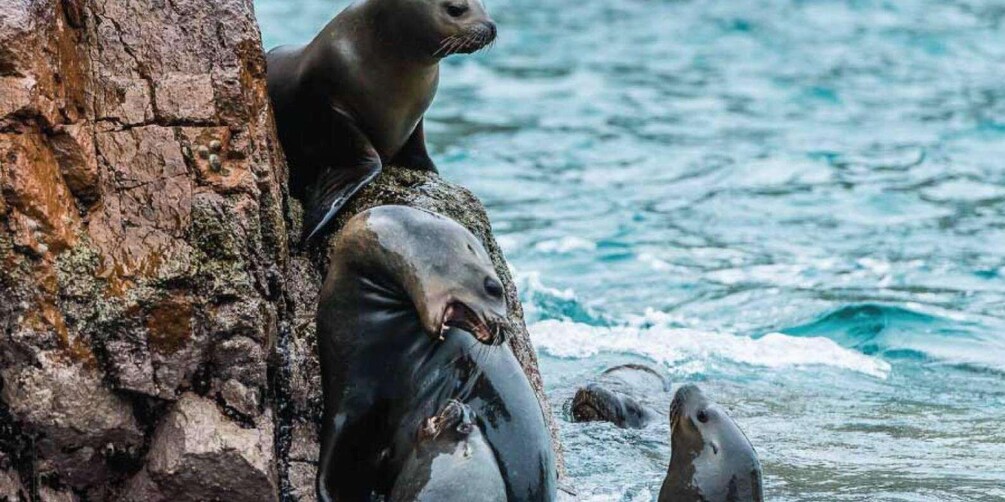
[484,21,497,39]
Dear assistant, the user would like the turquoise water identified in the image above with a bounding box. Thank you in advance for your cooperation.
[256,0,1005,500]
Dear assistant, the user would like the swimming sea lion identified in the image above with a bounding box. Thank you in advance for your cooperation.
[390,400,506,502]
[266,0,497,241]
[315,205,556,501]
[659,385,764,502]
[569,363,670,428]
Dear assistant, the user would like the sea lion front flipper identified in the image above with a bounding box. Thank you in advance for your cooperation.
[389,119,437,173]
[316,412,348,502]
[303,121,383,242]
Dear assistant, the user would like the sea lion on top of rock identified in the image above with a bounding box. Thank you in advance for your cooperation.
[390,400,506,502]
[659,385,764,502]
[266,0,497,241]
[569,363,670,428]
[316,206,556,501]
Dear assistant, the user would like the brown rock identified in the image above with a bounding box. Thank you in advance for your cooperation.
[0,132,80,257]
[155,73,216,124]
[49,123,100,204]
[0,0,289,496]
[143,394,277,502]
[38,485,79,502]
[286,461,316,502]
[0,354,143,489]
[0,463,27,501]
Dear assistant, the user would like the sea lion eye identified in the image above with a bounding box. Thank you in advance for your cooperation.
[484,277,503,298]
[444,2,469,17]
[697,410,709,423]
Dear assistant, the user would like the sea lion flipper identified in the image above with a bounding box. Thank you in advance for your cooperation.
[390,119,437,173]
[299,115,381,242]
[304,161,381,241]
[317,412,348,502]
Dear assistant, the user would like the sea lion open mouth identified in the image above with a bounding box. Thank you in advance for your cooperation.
[441,301,505,345]
[419,399,475,441]
[570,385,621,424]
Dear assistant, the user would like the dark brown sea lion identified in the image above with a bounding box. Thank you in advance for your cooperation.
[659,385,764,502]
[266,0,497,241]
[389,400,506,502]
[315,206,556,501]
[569,363,670,428]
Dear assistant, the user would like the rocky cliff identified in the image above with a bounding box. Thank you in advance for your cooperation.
[0,0,559,500]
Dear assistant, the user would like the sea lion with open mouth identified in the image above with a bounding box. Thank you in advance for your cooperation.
[389,400,506,502]
[315,206,556,501]
[569,363,670,428]
[266,0,497,242]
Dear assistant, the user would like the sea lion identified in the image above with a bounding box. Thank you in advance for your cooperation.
[266,0,497,241]
[316,205,556,501]
[659,385,764,502]
[390,400,506,502]
[569,363,670,428]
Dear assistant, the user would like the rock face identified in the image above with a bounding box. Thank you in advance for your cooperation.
[121,394,276,502]
[0,0,285,499]
[0,0,560,500]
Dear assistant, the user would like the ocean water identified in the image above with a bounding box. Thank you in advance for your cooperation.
[255,0,1005,500]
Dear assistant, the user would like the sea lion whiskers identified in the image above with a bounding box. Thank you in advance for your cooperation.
[434,35,459,57]
[447,35,468,56]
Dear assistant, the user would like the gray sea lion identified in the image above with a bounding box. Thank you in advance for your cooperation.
[659,385,764,502]
[316,205,556,501]
[266,0,497,241]
[569,363,670,428]
[390,400,506,502]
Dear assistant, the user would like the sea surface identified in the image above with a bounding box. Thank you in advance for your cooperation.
[255,0,1005,500]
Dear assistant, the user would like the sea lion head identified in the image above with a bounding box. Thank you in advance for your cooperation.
[336,206,508,345]
[666,384,764,501]
[570,384,653,428]
[388,0,497,58]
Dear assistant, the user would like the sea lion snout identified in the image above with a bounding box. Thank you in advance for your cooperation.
[571,383,655,428]
[433,0,496,56]
[571,384,624,424]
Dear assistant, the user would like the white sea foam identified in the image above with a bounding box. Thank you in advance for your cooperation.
[534,236,597,254]
[530,319,892,379]
[519,271,577,301]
